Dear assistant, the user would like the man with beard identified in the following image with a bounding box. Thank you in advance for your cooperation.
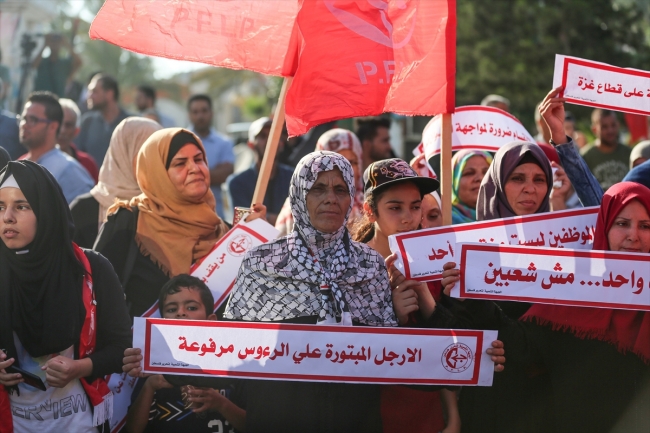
[356,116,394,170]
[74,73,130,164]
[580,109,631,191]
[226,117,292,226]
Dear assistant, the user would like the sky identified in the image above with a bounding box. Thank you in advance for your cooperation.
[66,0,205,79]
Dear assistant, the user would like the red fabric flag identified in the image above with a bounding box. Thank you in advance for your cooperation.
[284,0,456,135]
[89,0,298,75]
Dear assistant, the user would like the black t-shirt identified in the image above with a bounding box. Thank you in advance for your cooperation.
[131,378,246,433]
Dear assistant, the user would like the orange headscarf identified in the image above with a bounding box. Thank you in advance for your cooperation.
[109,128,228,276]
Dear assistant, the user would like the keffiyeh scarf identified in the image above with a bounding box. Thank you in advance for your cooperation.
[225,151,397,326]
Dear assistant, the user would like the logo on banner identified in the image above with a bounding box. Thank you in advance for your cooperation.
[228,233,253,257]
[442,343,473,373]
[324,0,416,49]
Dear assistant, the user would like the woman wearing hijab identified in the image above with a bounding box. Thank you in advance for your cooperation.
[0,161,131,432]
[224,151,397,432]
[450,150,492,224]
[275,128,364,236]
[630,139,650,169]
[70,117,162,249]
[94,128,258,319]
[510,181,650,432]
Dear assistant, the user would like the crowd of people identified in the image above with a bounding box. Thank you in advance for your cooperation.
[0,67,649,433]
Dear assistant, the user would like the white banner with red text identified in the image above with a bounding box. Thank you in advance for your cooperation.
[420,106,536,158]
[132,318,498,386]
[553,54,650,116]
[389,207,599,282]
[107,218,279,432]
[454,243,650,310]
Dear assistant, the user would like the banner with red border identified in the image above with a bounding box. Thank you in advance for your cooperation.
[454,243,650,310]
[420,106,535,158]
[553,54,650,116]
[132,318,497,386]
[389,207,598,282]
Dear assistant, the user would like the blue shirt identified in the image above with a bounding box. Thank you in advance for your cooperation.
[227,164,294,220]
[36,147,95,203]
[191,128,235,219]
[0,111,21,160]
[75,108,131,165]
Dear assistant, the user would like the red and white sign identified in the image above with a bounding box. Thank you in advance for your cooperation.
[140,218,279,319]
[553,55,650,116]
[412,143,437,178]
[455,243,650,311]
[389,207,599,281]
[107,218,278,432]
[420,106,535,158]
[133,318,497,386]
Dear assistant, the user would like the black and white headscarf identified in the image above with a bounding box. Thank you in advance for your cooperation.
[224,151,397,326]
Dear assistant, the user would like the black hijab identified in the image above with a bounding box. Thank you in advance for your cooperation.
[0,161,85,359]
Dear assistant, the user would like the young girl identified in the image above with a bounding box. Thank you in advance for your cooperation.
[352,158,459,433]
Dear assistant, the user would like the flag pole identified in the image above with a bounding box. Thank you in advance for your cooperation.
[251,76,293,207]
[440,113,453,226]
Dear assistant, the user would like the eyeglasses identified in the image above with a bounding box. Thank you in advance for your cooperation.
[18,115,52,127]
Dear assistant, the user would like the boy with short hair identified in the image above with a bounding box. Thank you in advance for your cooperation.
[123,275,246,433]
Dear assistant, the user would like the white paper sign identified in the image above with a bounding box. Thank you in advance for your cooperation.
[553,54,650,116]
[388,207,599,281]
[132,318,497,386]
[454,243,650,311]
[420,106,535,158]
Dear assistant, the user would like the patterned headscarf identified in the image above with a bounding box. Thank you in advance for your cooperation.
[451,150,493,224]
[225,151,397,326]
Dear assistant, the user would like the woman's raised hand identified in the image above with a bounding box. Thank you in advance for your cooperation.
[245,203,268,223]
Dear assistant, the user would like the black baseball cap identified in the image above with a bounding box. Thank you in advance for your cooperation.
[363,158,439,196]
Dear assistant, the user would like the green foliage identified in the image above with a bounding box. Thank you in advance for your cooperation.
[456,0,649,131]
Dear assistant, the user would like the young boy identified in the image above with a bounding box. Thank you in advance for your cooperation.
[123,275,246,433]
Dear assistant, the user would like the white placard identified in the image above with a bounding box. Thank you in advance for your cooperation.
[454,243,650,311]
[553,54,650,116]
[412,142,437,178]
[132,318,497,386]
[420,106,535,158]
[389,207,599,281]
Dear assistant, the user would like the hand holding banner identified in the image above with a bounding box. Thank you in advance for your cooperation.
[455,244,650,311]
[133,318,497,386]
[553,55,650,116]
[389,207,599,281]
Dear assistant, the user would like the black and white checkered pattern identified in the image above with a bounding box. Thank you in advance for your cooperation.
[224,151,397,326]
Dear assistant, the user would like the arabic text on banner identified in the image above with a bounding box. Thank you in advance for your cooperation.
[552,54,650,116]
[133,318,497,386]
[389,207,599,281]
[455,244,650,311]
[420,106,535,158]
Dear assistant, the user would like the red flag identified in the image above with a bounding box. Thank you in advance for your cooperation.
[89,0,298,75]
[284,0,456,135]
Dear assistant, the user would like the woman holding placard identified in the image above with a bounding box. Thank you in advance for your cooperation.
[0,161,131,432]
[94,128,265,318]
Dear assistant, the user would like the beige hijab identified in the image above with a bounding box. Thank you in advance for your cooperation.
[108,128,229,276]
[90,117,162,224]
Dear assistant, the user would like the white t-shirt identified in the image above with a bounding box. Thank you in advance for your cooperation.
[10,333,96,433]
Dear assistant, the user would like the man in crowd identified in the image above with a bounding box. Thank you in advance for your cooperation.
[481,94,510,112]
[75,73,130,165]
[356,116,393,170]
[32,33,81,98]
[227,117,292,226]
[57,98,99,183]
[135,84,175,127]
[188,94,234,219]
[580,109,631,190]
[17,92,93,203]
